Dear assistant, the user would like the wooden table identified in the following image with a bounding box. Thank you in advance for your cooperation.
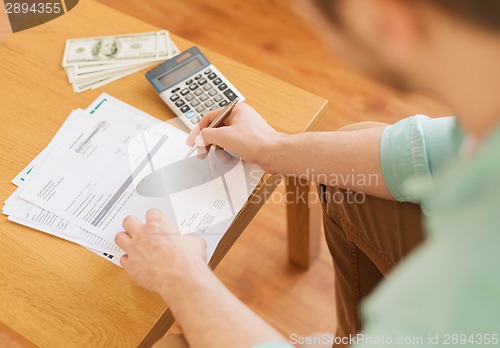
[0,1,327,347]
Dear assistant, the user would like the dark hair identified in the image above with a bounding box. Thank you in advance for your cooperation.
[313,0,500,32]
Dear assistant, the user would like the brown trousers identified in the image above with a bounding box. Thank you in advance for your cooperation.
[319,184,424,347]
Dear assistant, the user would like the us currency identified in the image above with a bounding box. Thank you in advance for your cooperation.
[63,30,181,93]
[72,62,156,93]
[66,60,151,83]
[72,62,150,83]
[63,31,164,67]
[72,34,178,76]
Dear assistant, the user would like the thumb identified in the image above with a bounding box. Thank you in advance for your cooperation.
[198,127,232,149]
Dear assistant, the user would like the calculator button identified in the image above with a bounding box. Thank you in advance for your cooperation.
[175,100,185,107]
[170,94,180,102]
[185,93,195,101]
[189,83,199,91]
[198,78,207,85]
[201,110,210,117]
[205,100,215,107]
[218,83,227,91]
[219,100,228,107]
[181,88,189,96]
[180,105,190,113]
[191,117,199,125]
[190,99,200,107]
[194,74,202,80]
[208,73,217,80]
[186,79,193,85]
[185,110,196,119]
[210,106,219,111]
[213,95,223,102]
[171,87,180,93]
[203,84,213,91]
[195,105,206,113]
[223,89,237,101]
[213,78,222,85]
[199,94,209,102]
[194,89,204,96]
[204,69,212,75]
[208,89,218,96]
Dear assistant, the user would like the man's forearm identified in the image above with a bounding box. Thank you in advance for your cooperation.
[264,126,394,200]
[159,261,287,348]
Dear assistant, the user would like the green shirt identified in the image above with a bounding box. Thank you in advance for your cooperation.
[255,115,500,347]
[357,116,500,347]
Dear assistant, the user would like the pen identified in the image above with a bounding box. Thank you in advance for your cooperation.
[184,97,239,158]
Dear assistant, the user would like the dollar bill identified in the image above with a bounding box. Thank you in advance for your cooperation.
[73,36,178,75]
[71,63,143,83]
[63,31,160,67]
[63,30,181,93]
[72,62,156,93]
[72,65,135,84]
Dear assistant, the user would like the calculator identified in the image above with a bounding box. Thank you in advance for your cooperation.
[145,46,245,130]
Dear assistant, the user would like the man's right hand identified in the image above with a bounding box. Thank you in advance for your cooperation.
[186,102,285,172]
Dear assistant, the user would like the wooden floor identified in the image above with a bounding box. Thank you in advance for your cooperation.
[94,0,450,340]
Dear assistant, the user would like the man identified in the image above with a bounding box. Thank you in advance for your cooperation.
[115,0,500,347]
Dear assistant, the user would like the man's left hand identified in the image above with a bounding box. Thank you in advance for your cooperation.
[115,209,207,295]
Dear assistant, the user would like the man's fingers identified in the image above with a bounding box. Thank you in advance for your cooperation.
[192,128,230,158]
[119,254,129,269]
[186,103,244,146]
[186,123,201,147]
[198,127,230,149]
[186,108,222,146]
[146,210,183,235]
[122,215,142,235]
[198,107,224,129]
[145,208,166,224]
[196,146,210,159]
[115,232,132,251]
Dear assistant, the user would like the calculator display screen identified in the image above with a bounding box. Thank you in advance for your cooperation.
[159,59,203,87]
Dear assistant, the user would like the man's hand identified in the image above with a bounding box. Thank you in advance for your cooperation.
[116,209,287,348]
[115,209,207,295]
[189,102,393,199]
[186,102,285,171]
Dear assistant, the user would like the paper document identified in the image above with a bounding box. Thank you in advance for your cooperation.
[3,93,264,266]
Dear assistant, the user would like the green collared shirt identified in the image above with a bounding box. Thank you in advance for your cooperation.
[255,115,500,347]
[356,116,500,347]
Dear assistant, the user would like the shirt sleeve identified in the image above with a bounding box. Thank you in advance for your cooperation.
[252,342,294,348]
[380,115,461,203]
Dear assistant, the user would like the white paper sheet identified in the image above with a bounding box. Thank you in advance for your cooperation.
[4,108,125,264]
[5,93,264,265]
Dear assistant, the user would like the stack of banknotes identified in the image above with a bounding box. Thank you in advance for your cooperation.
[62,30,180,93]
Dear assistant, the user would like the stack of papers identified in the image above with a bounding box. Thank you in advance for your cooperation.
[62,31,180,93]
[2,94,263,267]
